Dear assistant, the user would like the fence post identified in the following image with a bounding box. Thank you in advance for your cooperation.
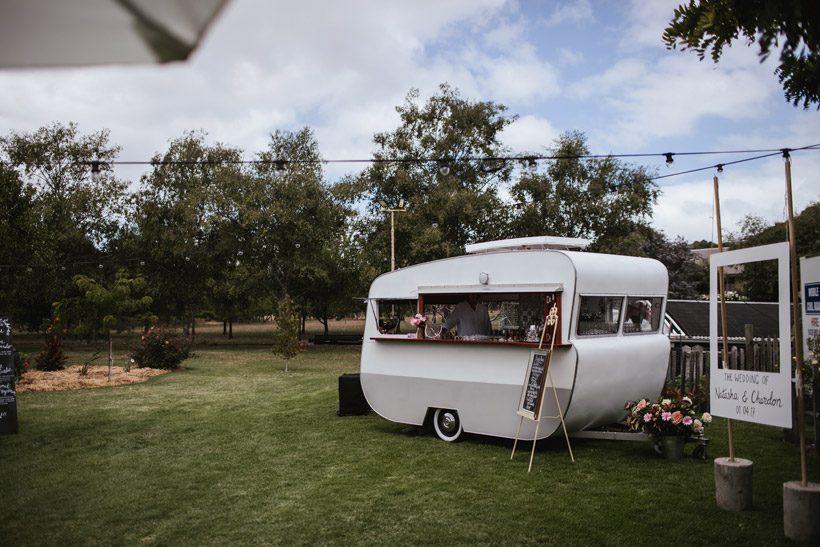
[744,324,753,370]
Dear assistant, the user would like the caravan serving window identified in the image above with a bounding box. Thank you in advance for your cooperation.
[577,295,623,336]
[373,299,418,334]
[623,296,663,334]
[420,292,561,344]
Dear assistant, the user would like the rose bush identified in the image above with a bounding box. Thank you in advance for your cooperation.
[130,327,192,370]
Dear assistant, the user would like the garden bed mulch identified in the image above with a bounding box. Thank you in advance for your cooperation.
[16,365,170,392]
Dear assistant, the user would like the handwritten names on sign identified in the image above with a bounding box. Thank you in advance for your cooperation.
[0,318,18,435]
[517,350,550,420]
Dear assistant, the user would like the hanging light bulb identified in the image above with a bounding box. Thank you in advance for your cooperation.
[716,164,724,173]
[90,161,102,181]
[438,160,450,176]
[274,160,287,177]
[527,157,538,172]
[664,153,674,167]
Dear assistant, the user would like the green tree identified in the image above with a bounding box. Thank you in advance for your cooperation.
[639,227,707,299]
[56,271,156,375]
[0,164,42,327]
[247,127,352,327]
[0,122,125,327]
[271,295,302,372]
[131,131,244,336]
[729,204,820,301]
[352,84,516,270]
[508,131,660,253]
[663,0,820,109]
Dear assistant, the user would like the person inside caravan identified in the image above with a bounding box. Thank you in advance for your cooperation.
[626,299,652,332]
[442,294,491,337]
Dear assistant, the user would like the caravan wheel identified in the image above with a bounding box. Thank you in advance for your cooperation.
[433,408,463,442]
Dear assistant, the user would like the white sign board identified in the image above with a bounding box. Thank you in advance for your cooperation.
[800,255,820,358]
[710,243,792,428]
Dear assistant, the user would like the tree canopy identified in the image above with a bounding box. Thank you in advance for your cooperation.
[663,0,820,109]
[351,84,516,270]
[508,131,660,254]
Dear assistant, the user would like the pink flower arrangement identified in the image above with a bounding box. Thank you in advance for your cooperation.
[625,393,710,437]
[410,313,426,327]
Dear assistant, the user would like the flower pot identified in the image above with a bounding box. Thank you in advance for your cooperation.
[660,435,685,460]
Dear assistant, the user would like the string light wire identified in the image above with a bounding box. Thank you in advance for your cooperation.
[49,143,820,182]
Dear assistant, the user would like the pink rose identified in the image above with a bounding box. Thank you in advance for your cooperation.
[662,411,672,422]
[643,413,653,423]
[682,416,693,426]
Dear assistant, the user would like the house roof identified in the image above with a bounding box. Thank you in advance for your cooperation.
[665,300,781,339]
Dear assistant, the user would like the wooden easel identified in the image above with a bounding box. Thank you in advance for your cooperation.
[511,304,574,471]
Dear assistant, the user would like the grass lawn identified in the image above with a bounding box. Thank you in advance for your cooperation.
[2,342,818,546]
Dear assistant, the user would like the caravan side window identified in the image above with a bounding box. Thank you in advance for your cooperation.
[374,299,418,334]
[577,295,623,336]
[623,296,663,334]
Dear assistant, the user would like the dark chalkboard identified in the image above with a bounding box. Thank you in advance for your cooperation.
[0,318,18,435]
[517,349,551,420]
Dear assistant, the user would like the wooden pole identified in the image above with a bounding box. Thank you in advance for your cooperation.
[390,210,396,271]
[783,152,809,486]
[714,175,736,461]
[511,416,524,460]
[550,368,575,463]
[528,419,541,473]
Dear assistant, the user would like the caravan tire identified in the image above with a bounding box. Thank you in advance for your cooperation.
[433,408,463,442]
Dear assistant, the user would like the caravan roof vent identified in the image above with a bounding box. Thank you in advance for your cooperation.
[465,236,591,254]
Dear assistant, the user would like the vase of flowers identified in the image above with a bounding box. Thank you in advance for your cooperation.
[624,393,712,460]
[410,313,427,338]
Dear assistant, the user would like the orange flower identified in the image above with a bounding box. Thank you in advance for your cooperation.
[671,411,683,425]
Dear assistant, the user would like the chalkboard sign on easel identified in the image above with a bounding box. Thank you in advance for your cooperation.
[517,350,549,420]
[510,304,574,471]
[0,318,19,435]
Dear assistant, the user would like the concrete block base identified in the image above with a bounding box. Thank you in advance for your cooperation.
[714,457,753,511]
[783,481,820,542]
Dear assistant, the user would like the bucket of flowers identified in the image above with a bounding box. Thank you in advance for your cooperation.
[624,391,712,460]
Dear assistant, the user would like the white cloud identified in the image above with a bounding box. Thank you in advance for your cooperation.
[500,115,559,152]
[574,54,779,148]
[620,0,679,51]
[545,0,593,27]
[558,48,584,66]
[653,150,820,241]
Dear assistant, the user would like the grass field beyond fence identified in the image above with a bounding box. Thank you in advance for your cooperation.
[2,342,819,545]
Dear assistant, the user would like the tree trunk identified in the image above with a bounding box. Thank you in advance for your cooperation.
[228,318,233,339]
[320,316,329,335]
[190,316,196,343]
[300,313,306,335]
[223,320,227,336]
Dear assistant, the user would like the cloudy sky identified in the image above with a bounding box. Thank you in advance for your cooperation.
[1,0,818,242]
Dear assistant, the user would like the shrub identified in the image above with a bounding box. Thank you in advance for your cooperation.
[35,316,67,371]
[14,352,30,380]
[131,327,192,370]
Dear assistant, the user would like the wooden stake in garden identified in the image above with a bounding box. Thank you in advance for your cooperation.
[783,150,809,487]
[510,304,574,472]
[713,175,736,461]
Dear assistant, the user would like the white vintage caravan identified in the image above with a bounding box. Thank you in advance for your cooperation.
[360,236,670,442]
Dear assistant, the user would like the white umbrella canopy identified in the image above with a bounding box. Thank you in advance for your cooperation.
[0,0,230,68]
